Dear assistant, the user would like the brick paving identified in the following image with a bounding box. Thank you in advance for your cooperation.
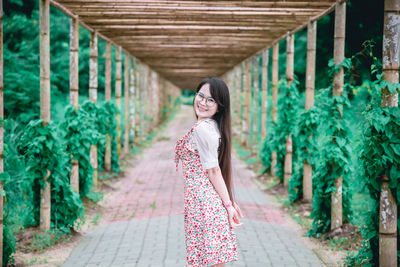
[62,106,324,267]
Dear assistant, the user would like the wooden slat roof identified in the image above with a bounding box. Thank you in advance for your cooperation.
[53,0,337,89]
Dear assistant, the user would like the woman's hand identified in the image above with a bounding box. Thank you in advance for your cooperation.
[226,206,243,229]
[233,201,243,219]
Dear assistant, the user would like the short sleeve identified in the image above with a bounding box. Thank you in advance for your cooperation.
[192,120,220,170]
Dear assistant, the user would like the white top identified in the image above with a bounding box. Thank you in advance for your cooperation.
[192,118,221,170]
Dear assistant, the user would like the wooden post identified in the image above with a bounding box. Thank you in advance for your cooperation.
[0,0,3,264]
[271,42,279,177]
[257,54,262,145]
[104,41,111,171]
[236,66,241,132]
[235,66,240,126]
[89,31,98,188]
[379,0,399,265]
[303,20,317,202]
[141,65,146,138]
[39,0,51,231]
[246,59,252,148]
[284,33,294,187]
[286,34,295,86]
[152,71,159,125]
[261,48,269,140]
[135,63,141,143]
[331,0,346,230]
[250,57,255,151]
[231,69,237,118]
[70,16,79,193]
[240,62,245,145]
[129,57,136,142]
[115,46,122,156]
[123,54,130,156]
[253,56,259,152]
[242,60,249,146]
[141,65,146,137]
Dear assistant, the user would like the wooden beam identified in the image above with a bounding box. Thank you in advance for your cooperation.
[303,20,316,203]
[89,31,98,188]
[123,53,129,156]
[0,0,3,264]
[59,1,335,9]
[261,48,268,139]
[270,42,279,178]
[104,41,111,171]
[379,0,399,265]
[39,0,51,231]
[70,15,79,193]
[129,57,136,147]
[331,0,346,231]
[284,33,294,187]
[115,46,122,156]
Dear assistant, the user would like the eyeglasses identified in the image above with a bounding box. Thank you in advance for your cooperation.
[195,92,217,107]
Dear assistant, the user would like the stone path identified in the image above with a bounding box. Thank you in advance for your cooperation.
[62,106,324,267]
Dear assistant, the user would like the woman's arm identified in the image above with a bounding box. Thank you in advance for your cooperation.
[207,166,230,204]
[207,166,243,229]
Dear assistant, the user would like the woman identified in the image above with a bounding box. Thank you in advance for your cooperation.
[175,77,243,267]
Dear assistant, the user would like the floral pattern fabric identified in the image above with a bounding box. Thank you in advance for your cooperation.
[175,120,238,267]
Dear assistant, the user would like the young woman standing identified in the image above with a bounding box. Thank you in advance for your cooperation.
[175,77,243,267]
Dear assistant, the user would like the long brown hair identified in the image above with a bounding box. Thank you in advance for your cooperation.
[193,77,235,202]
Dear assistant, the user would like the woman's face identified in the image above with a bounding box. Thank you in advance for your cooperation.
[194,83,218,120]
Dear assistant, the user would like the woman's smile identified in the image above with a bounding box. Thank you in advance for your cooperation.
[194,83,218,120]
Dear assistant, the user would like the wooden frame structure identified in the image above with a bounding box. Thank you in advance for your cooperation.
[51,0,337,90]
[1,1,399,266]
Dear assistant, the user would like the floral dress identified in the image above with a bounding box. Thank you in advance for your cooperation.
[174,119,238,267]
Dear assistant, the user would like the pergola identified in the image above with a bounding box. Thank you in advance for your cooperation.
[51,0,337,89]
[1,1,399,267]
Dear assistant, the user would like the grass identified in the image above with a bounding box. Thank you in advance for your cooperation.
[30,229,71,252]
[150,201,157,210]
[91,213,102,225]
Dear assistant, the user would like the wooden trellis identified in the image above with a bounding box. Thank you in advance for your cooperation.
[50,0,338,90]
[0,0,3,265]
[222,0,398,266]
[1,0,399,266]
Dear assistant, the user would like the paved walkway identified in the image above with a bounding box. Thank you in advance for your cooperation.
[62,106,324,267]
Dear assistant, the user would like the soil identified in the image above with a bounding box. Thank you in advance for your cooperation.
[256,174,363,266]
[6,157,135,267]
[240,154,363,266]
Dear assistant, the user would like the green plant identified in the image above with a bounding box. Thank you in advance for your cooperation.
[62,102,102,198]
[96,101,121,173]
[288,106,320,203]
[307,91,353,235]
[19,119,84,232]
[30,228,71,252]
[260,78,300,182]
[345,75,400,266]
[150,201,156,210]
[85,191,104,203]
[91,214,102,225]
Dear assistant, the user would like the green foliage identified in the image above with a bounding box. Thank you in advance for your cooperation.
[345,77,400,266]
[85,191,104,203]
[259,129,273,173]
[307,91,353,235]
[2,119,33,267]
[30,228,71,252]
[260,79,300,182]
[19,119,84,231]
[3,9,40,124]
[96,101,121,172]
[288,106,320,202]
[61,102,102,198]
[3,225,16,267]
[287,161,303,203]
